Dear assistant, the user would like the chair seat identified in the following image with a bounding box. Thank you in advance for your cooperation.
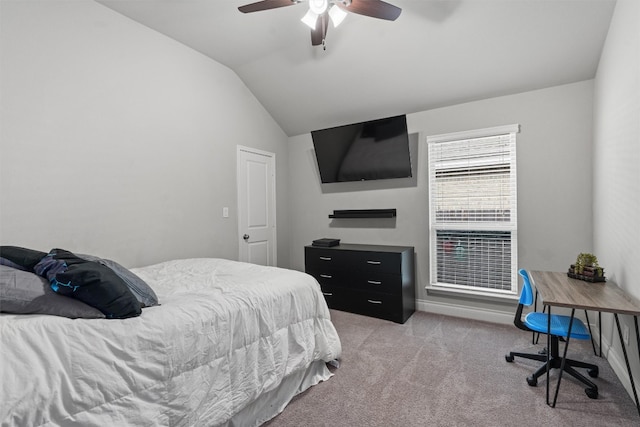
[524,312,591,340]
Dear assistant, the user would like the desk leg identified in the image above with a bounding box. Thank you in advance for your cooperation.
[546,305,551,405]
[584,310,597,356]
[635,316,640,417]
[584,310,598,356]
[551,308,576,407]
[599,311,602,357]
[614,314,640,417]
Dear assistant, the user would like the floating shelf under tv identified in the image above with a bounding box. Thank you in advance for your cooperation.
[329,209,397,219]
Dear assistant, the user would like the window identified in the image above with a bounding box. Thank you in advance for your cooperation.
[427,125,519,296]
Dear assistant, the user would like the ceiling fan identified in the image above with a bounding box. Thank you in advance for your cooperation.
[238,0,402,49]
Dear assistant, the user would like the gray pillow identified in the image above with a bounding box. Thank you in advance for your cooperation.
[77,254,159,308]
[0,257,27,271]
[0,265,105,318]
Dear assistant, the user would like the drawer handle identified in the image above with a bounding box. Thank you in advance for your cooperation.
[320,274,332,279]
[367,299,383,304]
[367,280,382,285]
[319,256,332,261]
[323,292,333,296]
[367,260,381,265]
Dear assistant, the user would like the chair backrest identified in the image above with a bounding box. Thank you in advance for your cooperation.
[518,268,534,307]
[513,268,534,331]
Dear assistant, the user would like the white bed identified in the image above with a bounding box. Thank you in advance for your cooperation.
[0,258,342,426]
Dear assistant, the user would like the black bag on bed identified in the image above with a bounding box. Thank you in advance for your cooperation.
[34,249,142,319]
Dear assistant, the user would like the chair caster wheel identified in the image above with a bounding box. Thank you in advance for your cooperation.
[505,354,514,363]
[588,368,599,378]
[527,376,538,387]
[585,388,598,399]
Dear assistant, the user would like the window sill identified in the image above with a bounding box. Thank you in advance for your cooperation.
[425,284,519,302]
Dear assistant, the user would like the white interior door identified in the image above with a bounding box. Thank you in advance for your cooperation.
[237,146,277,266]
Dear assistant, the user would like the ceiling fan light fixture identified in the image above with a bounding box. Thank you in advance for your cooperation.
[301,9,319,29]
[308,0,328,14]
[328,4,347,27]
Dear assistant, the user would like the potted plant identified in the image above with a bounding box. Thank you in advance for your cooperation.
[574,253,603,277]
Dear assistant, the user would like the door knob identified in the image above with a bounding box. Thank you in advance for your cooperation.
[243,234,250,241]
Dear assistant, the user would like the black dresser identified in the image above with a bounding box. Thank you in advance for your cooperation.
[305,243,415,323]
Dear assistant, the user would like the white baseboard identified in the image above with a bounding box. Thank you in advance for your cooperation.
[416,298,514,325]
[590,324,639,402]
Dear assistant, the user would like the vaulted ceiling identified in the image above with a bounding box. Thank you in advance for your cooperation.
[97,0,616,136]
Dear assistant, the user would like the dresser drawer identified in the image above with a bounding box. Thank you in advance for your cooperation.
[308,267,402,294]
[320,285,403,322]
[352,251,403,275]
[351,291,403,323]
[305,247,358,271]
[306,267,349,287]
[355,272,403,294]
[305,246,402,275]
[318,284,342,309]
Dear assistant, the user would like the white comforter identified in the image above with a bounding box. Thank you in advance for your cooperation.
[0,259,342,426]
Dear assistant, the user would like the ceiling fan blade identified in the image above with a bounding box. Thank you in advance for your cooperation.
[238,0,298,14]
[311,12,329,46]
[336,0,402,21]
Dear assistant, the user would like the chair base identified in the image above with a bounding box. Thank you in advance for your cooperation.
[506,336,599,399]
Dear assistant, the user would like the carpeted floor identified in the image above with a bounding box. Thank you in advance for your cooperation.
[265,310,639,426]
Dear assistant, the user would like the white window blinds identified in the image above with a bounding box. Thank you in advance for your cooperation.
[428,125,519,295]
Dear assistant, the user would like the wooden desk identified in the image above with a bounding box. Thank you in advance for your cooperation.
[530,271,640,415]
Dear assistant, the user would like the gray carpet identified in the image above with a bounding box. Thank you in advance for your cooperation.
[265,310,639,426]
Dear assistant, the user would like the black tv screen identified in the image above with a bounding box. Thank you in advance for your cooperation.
[311,115,412,183]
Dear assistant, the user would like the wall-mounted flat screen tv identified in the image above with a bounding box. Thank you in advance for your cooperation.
[311,115,412,184]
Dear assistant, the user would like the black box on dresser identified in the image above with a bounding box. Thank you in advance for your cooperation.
[305,243,415,324]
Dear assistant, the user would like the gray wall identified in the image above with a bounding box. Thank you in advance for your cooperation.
[593,0,640,400]
[0,0,290,269]
[288,80,594,320]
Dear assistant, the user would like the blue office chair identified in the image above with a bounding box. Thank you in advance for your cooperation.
[505,269,599,399]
